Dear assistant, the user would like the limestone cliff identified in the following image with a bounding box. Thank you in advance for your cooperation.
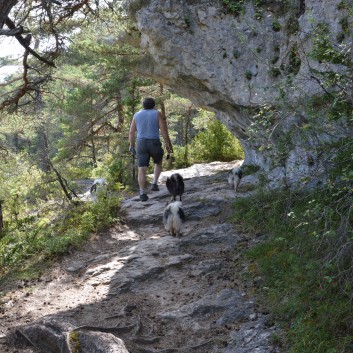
[120,0,352,187]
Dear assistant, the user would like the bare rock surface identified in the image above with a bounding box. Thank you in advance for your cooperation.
[0,161,279,353]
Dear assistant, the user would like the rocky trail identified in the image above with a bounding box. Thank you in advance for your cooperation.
[0,161,278,353]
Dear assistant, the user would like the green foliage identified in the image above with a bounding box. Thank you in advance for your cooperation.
[269,67,281,78]
[232,171,353,352]
[306,89,353,122]
[171,145,192,169]
[337,1,348,10]
[330,139,353,189]
[184,15,192,27]
[162,98,244,168]
[78,193,121,234]
[233,50,240,59]
[221,0,294,19]
[165,110,244,169]
[311,23,352,66]
[49,20,151,170]
[91,153,132,187]
[69,330,81,353]
[0,149,122,273]
[272,20,282,32]
[222,0,244,16]
[107,158,131,186]
[270,55,279,65]
[242,164,260,175]
[165,95,197,147]
[0,192,121,272]
[0,153,47,219]
[189,118,244,162]
[285,15,299,34]
[245,70,253,80]
[339,17,350,33]
[286,46,301,75]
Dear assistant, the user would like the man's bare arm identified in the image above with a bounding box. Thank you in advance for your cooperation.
[129,118,136,149]
[158,112,173,153]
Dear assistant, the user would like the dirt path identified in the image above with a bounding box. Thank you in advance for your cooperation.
[0,161,278,353]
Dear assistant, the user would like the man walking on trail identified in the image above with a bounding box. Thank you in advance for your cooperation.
[129,97,173,202]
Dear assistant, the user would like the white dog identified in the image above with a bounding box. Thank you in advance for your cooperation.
[163,201,186,237]
[90,178,108,199]
[228,167,243,191]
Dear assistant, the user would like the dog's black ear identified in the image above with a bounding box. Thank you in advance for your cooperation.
[163,208,171,224]
[178,208,186,222]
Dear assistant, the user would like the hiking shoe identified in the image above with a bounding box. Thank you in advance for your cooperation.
[140,194,148,202]
[151,184,159,191]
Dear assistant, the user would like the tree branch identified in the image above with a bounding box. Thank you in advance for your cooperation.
[5,17,56,68]
[310,74,335,98]
[0,26,25,36]
[0,76,50,110]
[55,0,89,25]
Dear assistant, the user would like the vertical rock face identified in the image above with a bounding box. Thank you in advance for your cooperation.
[121,0,352,187]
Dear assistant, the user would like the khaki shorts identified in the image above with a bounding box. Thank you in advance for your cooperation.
[136,139,164,167]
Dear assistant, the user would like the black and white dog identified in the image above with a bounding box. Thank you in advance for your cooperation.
[228,167,243,191]
[90,178,108,198]
[163,201,186,237]
[166,173,184,201]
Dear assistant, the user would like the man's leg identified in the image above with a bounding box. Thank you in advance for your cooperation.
[151,162,162,191]
[138,166,148,200]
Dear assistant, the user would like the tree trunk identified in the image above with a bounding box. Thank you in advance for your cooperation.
[90,125,97,168]
[183,106,192,162]
[48,160,74,201]
[0,199,4,237]
[115,89,125,132]
[159,84,166,118]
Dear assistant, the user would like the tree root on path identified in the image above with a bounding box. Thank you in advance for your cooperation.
[132,336,161,344]
[72,316,162,346]
[71,324,136,334]
[104,303,137,320]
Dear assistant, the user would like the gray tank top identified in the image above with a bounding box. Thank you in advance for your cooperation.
[134,109,160,139]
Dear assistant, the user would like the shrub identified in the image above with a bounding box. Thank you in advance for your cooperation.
[0,190,122,273]
[171,145,192,169]
[189,119,244,162]
[91,153,132,187]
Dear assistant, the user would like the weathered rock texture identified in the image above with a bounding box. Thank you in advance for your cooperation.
[120,0,352,187]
